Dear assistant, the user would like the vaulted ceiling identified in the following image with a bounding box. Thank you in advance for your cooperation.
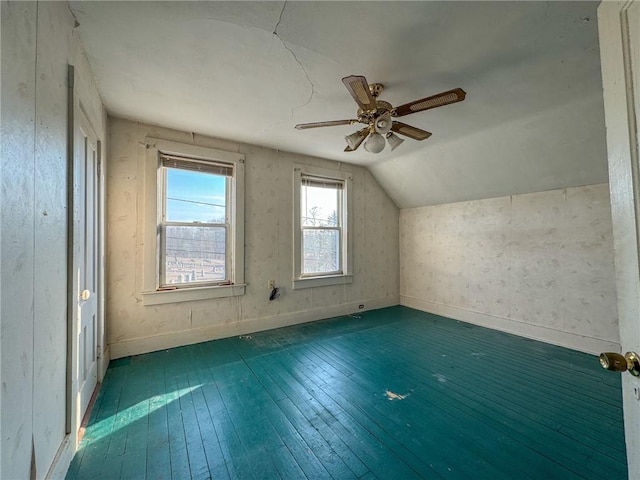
[69,1,607,208]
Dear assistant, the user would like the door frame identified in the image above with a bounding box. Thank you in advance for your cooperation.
[65,64,106,442]
[598,1,640,478]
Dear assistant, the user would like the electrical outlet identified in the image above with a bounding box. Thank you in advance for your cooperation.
[358,304,365,309]
[268,280,275,289]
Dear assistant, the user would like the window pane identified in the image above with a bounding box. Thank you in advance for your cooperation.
[163,225,226,284]
[303,229,339,274]
[166,168,226,223]
[301,185,339,227]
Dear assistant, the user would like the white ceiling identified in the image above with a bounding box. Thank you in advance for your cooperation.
[69,1,607,208]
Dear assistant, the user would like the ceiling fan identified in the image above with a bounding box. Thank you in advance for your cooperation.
[295,75,466,154]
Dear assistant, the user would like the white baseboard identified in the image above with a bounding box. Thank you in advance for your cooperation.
[400,295,620,355]
[98,345,110,382]
[109,295,399,359]
[45,435,75,480]
[46,350,109,478]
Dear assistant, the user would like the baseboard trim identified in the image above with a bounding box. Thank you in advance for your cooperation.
[109,296,399,359]
[400,295,620,355]
[98,345,110,382]
[45,435,74,480]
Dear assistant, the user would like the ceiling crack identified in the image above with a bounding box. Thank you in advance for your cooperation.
[272,0,315,119]
[273,1,286,35]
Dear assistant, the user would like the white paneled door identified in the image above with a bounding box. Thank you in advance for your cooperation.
[75,108,99,420]
[599,1,640,478]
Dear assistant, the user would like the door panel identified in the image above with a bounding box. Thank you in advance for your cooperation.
[76,109,98,419]
[598,1,640,477]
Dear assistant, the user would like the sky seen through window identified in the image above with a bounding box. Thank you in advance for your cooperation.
[166,168,226,223]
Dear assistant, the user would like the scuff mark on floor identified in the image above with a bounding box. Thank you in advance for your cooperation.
[433,373,447,383]
[385,390,408,401]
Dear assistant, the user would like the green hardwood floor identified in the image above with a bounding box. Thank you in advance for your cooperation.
[66,306,627,479]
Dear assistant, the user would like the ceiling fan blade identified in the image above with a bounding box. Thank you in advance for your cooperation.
[393,88,466,117]
[391,121,432,141]
[344,128,369,152]
[295,119,357,130]
[342,75,377,111]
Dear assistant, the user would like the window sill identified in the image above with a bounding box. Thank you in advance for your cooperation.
[292,274,353,290]
[142,284,246,305]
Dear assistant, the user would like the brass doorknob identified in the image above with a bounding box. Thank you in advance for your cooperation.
[81,289,91,301]
[599,351,640,376]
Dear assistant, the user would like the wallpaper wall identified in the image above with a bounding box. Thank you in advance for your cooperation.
[107,118,399,358]
[1,2,107,478]
[399,184,619,353]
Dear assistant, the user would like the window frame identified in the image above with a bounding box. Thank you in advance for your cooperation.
[158,156,232,288]
[293,165,353,290]
[141,139,245,305]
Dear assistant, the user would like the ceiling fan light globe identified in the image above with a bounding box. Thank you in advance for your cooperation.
[374,114,392,135]
[364,132,385,153]
[387,132,405,151]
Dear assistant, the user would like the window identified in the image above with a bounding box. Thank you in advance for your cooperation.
[301,176,343,275]
[159,154,231,287]
[293,166,353,289]
[142,139,244,305]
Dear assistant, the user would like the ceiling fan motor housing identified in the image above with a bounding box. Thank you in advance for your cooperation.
[357,100,393,124]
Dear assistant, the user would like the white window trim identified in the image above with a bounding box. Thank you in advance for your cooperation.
[293,164,353,290]
[141,138,245,305]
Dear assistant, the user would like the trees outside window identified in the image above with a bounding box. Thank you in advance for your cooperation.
[293,167,352,289]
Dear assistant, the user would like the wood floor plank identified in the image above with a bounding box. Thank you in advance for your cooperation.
[260,349,435,479]
[209,361,285,479]
[304,338,604,476]
[397,311,622,394]
[250,354,369,478]
[254,352,371,477]
[184,371,230,479]
[384,324,623,455]
[362,320,622,418]
[276,396,358,479]
[146,393,171,480]
[66,306,628,480]
[272,350,447,479]
[86,454,123,480]
[336,316,620,436]
[218,357,335,480]
[173,373,211,480]
[305,348,533,479]
[378,321,626,451]
[194,371,244,479]
[164,374,193,479]
[312,324,624,478]
[267,443,309,479]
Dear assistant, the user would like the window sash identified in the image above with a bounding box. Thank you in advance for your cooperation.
[158,158,233,288]
[300,178,344,275]
[159,223,230,288]
[161,166,231,224]
[301,225,342,277]
[302,175,344,190]
[301,226,341,231]
[160,153,233,177]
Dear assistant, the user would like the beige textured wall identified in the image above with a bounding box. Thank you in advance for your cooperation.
[107,118,399,357]
[400,184,619,353]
